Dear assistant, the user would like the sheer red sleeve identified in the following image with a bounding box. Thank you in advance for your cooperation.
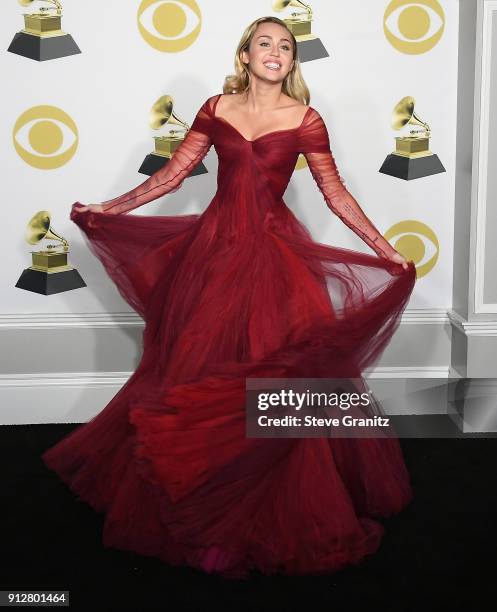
[299,108,399,260]
[100,97,214,215]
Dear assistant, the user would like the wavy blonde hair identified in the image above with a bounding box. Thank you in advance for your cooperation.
[223,16,310,105]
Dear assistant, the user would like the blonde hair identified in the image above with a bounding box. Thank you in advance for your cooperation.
[223,16,310,105]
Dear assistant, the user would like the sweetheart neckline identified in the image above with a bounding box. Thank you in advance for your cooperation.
[213,104,313,143]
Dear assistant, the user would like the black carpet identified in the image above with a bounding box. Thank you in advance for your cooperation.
[1,421,496,611]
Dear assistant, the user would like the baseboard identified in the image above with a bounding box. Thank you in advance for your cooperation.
[0,308,448,329]
[0,308,454,424]
[0,365,454,425]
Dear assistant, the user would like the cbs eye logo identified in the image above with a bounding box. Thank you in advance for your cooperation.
[137,0,201,52]
[384,219,439,278]
[13,105,78,170]
[384,0,445,54]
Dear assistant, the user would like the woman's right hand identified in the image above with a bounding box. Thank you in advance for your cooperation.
[78,203,105,213]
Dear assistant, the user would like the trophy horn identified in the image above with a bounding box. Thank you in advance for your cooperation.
[18,0,62,14]
[149,95,189,131]
[272,0,312,18]
[25,210,68,249]
[392,96,430,134]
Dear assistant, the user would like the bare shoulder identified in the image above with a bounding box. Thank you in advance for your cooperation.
[280,93,306,110]
[220,92,308,119]
[279,94,310,123]
[205,93,222,108]
[218,92,242,112]
[305,106,324,121]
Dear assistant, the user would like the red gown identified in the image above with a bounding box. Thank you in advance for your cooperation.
[42,93,417,579]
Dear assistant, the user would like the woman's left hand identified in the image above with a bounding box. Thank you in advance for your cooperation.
[388,251,410,270]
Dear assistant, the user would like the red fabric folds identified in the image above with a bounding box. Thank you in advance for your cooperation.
[42,93,417,579]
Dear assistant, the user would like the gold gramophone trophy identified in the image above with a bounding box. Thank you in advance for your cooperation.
[8,0,81,62]
[15,211,86,295]
[379,96,445,180]
[272,0,329,62]
[139,94,208,178]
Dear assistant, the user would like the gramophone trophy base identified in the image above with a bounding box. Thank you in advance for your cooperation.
[139,153,208,177]
[295,36,329,62]
[8,31,81,62]
[283,19,329,62]
[379,153,446,180]
[16,267,86,295]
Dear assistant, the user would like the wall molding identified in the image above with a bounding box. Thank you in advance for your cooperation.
[474,0,497,313]
[0,365,455,389]
[0,312,144,330]
[0,308,450,330]
[0,365,456,425]
[448,308,497,335]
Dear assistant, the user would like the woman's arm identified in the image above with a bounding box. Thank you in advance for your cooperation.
[86,127,212,215]
[304,150,407,267]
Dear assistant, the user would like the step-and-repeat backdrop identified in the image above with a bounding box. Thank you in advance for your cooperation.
[2,0,458,314]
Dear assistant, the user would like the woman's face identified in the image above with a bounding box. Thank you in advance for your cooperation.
[241,22,295,85]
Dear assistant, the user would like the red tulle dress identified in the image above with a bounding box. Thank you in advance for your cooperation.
[42,93,417,579]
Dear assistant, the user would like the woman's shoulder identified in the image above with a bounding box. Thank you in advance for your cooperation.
[216,92,242,110]
[302,105,325,125]
[199,93,322,127]
[277,95,323,127]
[217,92,314,118]
[202,93,222,110]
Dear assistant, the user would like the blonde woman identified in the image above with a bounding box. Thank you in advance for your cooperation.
[43,16,416,579]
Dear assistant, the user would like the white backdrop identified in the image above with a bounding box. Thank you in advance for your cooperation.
[1,0,459,316]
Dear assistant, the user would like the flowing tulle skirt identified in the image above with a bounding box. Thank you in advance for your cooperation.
[42,202,416,578]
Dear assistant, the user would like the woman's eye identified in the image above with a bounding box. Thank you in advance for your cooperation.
[259,42,291,51]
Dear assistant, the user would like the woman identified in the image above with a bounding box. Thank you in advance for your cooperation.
[43,16,416,579]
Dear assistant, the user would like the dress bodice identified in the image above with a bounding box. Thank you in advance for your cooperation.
[207,93,314,202]
[99,93,399,261]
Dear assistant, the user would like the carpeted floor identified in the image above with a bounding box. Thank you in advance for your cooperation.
[1,421,496,611]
